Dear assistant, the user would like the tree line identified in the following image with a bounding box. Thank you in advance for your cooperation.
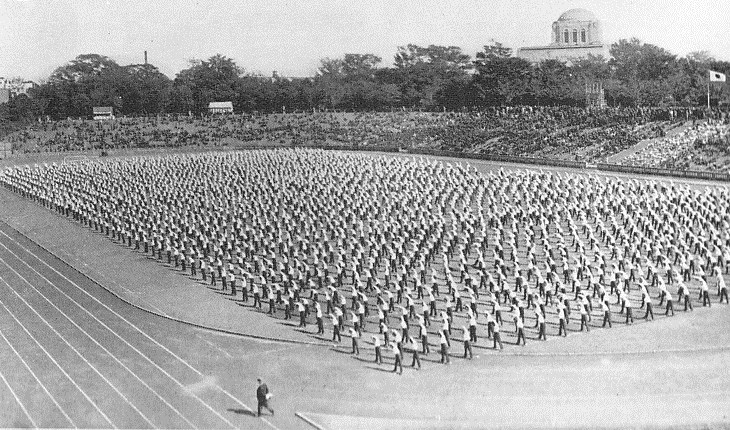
[2,38,729,123]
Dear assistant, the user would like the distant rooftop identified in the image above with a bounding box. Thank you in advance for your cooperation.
[557,8,596,22]
[208,101,233,109]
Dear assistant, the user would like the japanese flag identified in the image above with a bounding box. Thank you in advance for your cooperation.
[710,70,726,82]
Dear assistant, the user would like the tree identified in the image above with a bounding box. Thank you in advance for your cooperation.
[394,44,471,71]
[318,54,382,81]
[315,53,388,110]
[392,44,472,108]
[473,54,533,106]
[234,75,273,112]
[173,54,243,112]
[533,60,574,105]
[6,94,38,122]
[474,41,513,66]
[49,54,121,83]
[341,54,382,79]
[686,51,715,65]
[122,64,172,114]
[169,84,194,114]
[610,38,680,106]
[317,57,344,78]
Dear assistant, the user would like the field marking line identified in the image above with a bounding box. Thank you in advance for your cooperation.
[0,360,38,429]
[295,412,326,430]
[0,329,76,428]
[0,270,148,429]
[199,335,235,359]
[0,255,197,429]
[0,230,265,430]
[0,226,282,428]
[0,298,115,428]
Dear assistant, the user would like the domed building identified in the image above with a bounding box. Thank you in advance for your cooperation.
[517,8,609,64]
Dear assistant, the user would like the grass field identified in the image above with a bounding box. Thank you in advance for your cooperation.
[0,150,729,429]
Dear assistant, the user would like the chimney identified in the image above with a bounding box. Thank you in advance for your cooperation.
[144,51,148,65]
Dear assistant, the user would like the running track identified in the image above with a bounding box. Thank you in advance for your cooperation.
[2,156,730,428]
[0,220,287,429]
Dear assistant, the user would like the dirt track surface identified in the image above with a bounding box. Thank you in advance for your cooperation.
[0,150,729,429]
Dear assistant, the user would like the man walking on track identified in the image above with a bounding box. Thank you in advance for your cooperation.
[256,378,274,417]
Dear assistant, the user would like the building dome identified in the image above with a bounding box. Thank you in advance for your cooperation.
[557,8,596,22]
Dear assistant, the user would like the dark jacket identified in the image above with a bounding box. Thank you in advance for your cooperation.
[257,383,269,403]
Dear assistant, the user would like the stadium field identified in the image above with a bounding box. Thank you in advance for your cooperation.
[0,150,729,429]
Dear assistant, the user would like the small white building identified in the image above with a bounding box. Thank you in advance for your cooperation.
[207,101,234,114]
[93,106,114,120]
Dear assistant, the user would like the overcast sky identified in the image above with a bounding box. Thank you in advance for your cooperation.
[1,0,729,81]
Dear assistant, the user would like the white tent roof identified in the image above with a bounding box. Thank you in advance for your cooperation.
[208,101,233,109]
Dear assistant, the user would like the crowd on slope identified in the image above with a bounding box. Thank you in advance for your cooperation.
[2,149,729,371]
[622,118,730,173]
[5,105,723,165]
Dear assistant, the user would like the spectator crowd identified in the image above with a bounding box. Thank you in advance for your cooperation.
[4,105,727,168]
[622,119,730,173]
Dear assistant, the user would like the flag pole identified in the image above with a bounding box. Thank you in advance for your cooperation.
[707,73,710,109]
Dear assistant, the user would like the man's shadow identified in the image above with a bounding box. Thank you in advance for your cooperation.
[227,408,257,417]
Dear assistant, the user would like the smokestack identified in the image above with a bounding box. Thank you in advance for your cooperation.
[144,51,148,65]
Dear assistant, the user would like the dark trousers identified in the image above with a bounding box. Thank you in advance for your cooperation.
[684,294,694,312]
[393,354,403,373]
[644,303,654,320]
[580,314,590,331]
[441,343,451,363]
[464,340,473,358]
[493,332,504,349]
[702,291,711,307]
[516,328,526,345]
[411,350,421,368]
[257,400,273,417]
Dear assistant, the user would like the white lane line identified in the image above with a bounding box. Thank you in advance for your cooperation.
[0,271,147,429]
[199,336,234,359]
[295,412,326,430]
[0,258,197,429]
[0,299,115,428]
[0,236,240,430]
[0,228,280,430]
[0,329,76,428]
[0,361,38,429]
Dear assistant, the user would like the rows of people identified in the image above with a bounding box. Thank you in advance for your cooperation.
[7,105,726,166]
[2,149,729,371]
[622,119,730,173]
